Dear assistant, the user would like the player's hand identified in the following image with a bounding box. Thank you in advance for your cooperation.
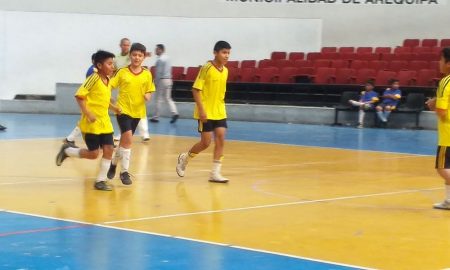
[86,111,96,123]
[199,111,208,123]
[113,106,122,115]
[426,97,436,111]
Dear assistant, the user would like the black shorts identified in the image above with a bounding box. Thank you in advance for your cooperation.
[117,114,141,135]
[198,119,228,133]
[83,133,114,151]
[436,146,450,169]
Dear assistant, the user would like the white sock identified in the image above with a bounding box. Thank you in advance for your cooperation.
[112,148,122,166]
[66,126,81,142]
[349,100,363,106]
[376,111,386,122]
[212,161,222,175]
[120,148,131,173]
[384,111,391,120]
[138,118,150,138]
[358,110,365,124]
[64,147,81,158]
[446,185,450,201]
[96,158,111,182]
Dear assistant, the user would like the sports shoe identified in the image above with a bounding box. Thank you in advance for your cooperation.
[62,138,77,148]
[0,124,6,131]
[150,118,159,123]
[142,136,150,142]
[120,171,132,185]
[170,114,179,124]
[433,200,450,210]
[357,123,363,129]
[176,153,188,177]
[209,172,229,183]
[56,144,70,166]
[94,181,113,191]
[107,163,117,180]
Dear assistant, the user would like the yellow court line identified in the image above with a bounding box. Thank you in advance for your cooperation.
[103,187,443,225]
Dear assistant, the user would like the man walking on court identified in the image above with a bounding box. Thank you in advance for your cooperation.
[150,44,179,123]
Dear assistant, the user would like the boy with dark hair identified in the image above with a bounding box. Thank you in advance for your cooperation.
[56,50,121,191]
[176,41,231,183]
[107,43,155,185]
[349,80,379,128]
[376,79,402,126]
[426,47,450,210]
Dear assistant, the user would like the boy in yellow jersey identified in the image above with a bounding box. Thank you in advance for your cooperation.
[56,50,121,191]
[107,43,155,185]
[426,47,450,210]
[176,41,231,183]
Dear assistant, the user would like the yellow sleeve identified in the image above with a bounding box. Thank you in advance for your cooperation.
[76,73,98,98]
[192,64,209,91]
[437,83,450,110]
[109,69,121,89]
[146,71,156,93]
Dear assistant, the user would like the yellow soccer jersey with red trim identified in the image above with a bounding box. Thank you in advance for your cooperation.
[436,74,450,146]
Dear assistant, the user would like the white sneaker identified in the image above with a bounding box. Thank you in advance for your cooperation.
[209,172,229,183]
[113,135,121,142]
[176,153,188,177]
[433,200,450,210]
[142,136,150,142]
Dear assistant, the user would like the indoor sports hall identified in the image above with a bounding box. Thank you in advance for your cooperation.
[0,1,449,270]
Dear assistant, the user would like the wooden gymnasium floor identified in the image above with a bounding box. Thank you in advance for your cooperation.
[0,113,448,270]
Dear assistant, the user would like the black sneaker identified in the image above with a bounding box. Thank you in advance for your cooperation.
[0,124,6,131]
[120,171,132,185]
[56,144,70,166]
[170,114,179,124]
[94,181,113,191]
[150,118,159,123]
[63,138,77,148]
[107,163,117,180]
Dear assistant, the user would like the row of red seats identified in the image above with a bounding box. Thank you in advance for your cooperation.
[225,66,439,87]
[403,39,450,48]
[320,46,444,54]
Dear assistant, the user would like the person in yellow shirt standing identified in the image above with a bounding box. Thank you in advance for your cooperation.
[176,41,231,183]
[56,50,121,191]
[427,47,450,210]
[107,43,155,185]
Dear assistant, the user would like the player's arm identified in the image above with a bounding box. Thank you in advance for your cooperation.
[75,96,96,123]
[192,88,207,122]
[109,100,121,115]
[426,97,436,111]
[436,85,450,121]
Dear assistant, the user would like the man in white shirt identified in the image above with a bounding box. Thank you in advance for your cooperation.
[151,44,179,124]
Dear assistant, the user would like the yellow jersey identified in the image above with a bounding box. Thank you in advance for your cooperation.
[75,73,114,134]
[436,74,450,146]
[193,61,228,120]
[110,67,155,119]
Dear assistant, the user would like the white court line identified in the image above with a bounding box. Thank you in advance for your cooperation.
[0,178,76,186]
[104,187,443,225]
[2,209,374,270]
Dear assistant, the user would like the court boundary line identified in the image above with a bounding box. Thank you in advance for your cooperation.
[1,210,375,270]
[103,187,442,224]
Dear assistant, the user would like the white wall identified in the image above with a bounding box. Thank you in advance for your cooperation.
[0,10,320,99]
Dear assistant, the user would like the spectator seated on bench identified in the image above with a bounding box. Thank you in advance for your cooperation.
[376,79,402,128]
[348,80,379,128]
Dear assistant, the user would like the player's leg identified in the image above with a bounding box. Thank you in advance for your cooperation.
[176,121,213,177]
[349,100,364,107]
[94,135,114,191]
[137,116,150,141]
[56,133,100,166]
[163,79,179,124]
[376,105,387,122]
[210,123,228,183]
[150,85,163,123]
[434,146,450,210]
[64,125,81,147]
[115,115,139,185]
[358,108,365,128]
[384,105,392,121]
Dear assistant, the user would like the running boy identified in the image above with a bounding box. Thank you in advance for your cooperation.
[176,41,231,183]
[376,79,402,127]
[107,43,155,185]
[426,47,450,210]
[56,50,120,191]
[349,80,379,128]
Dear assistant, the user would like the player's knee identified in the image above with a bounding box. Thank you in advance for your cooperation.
[385,106,392,111]
[200,139,212,148]
[376,106,382,111]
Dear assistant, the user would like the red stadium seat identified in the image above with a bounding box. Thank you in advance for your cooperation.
[429,61,440,71]
[368,60,388,71]
[275,59,295,69]
[338,47,355,53]
[227,67,240,82]
[184,67,200,81]
[432,47,443,55]
[403,39,420,47]
[394,47,412,54]
[415,52,439,61]
[321,52,340,60]
[409,61,428,72]
[171,66,185,80]
[241,60,257,69]
[358,53,379,61]
[306,52,322,61]
[321,47,337,53]
[380,53,395,61]
[422,39,438,47]
[340,53,358,61]
[393,53,416,61]
[240,68,257,82]
[412,47,431,53]
[271,51,287,60]
[441,39,450,47]
[310,67,336,84]
[288,52,305,61]
[258,59,276,68]
[334,68,356,84]
[388,61,409,72]
[375,47,392,54]
[352,68,376,84]
[375,70,397,85]
[294,59,313,68]
[350,60,368,70]
[226,61,239,68]
[414,69,439,86]
[254,67,279,83]
[297,67,315,76]
[397,70,417,86]
[278,67,300,83]
[314,59,331,68]
[330,60,349,69]
[356,47,373,54]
